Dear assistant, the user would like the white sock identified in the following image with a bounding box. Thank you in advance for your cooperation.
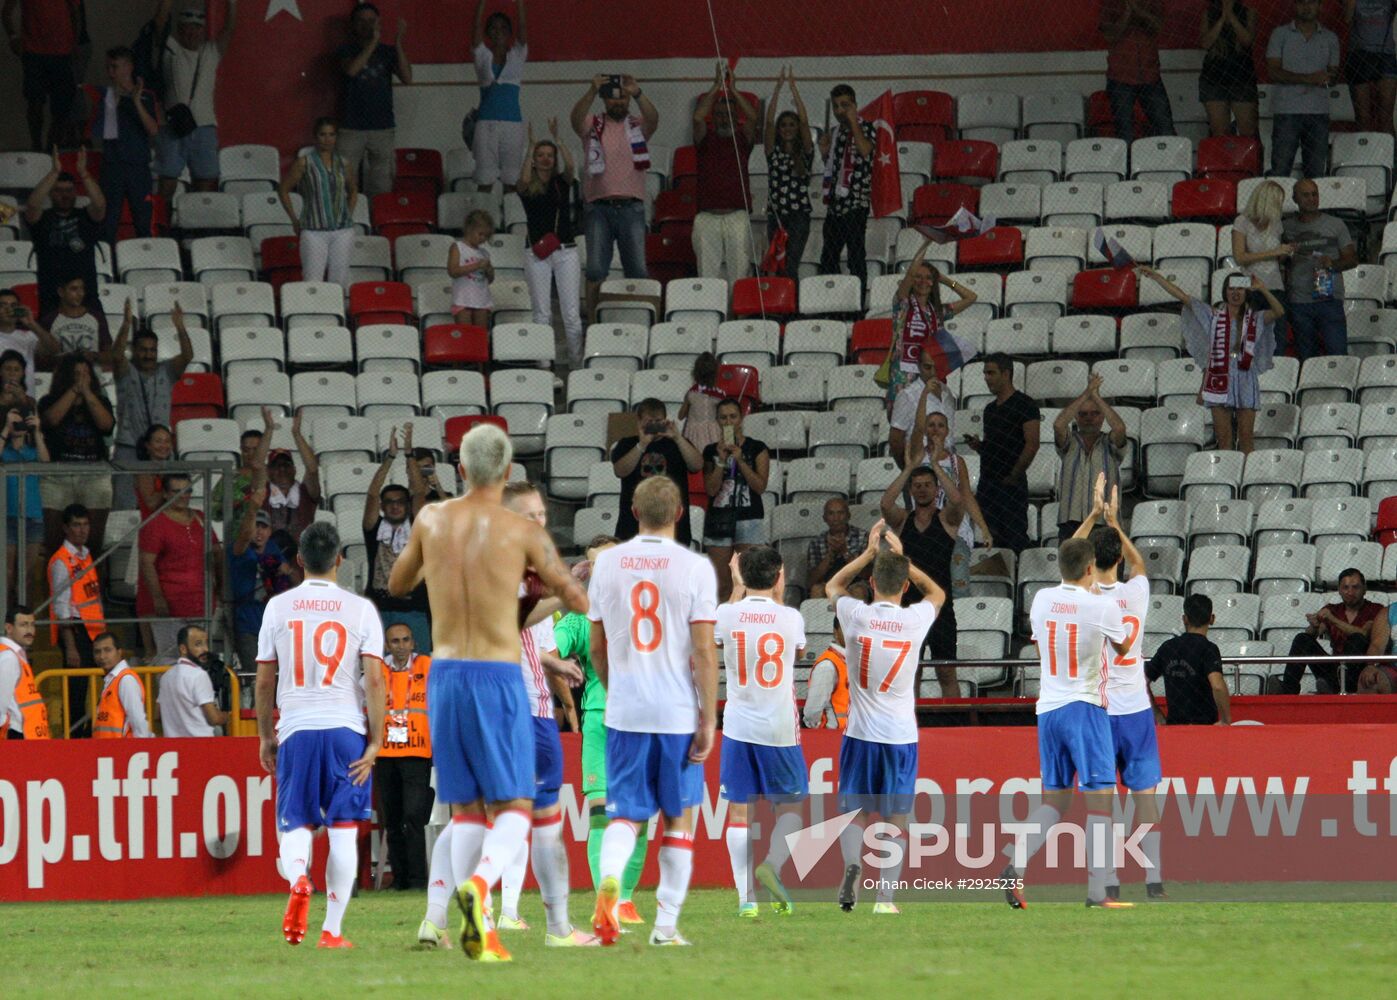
[599,820,639,883]
[875,833,906,904]
[654,832,694,935]
[839,818,865,870]
[501,838,528,921]
[322,826,357,937]
[531,815,572,937]
[725,824,750,906]
[450,814,488,888]
[279,826,313,888]
[762,810,803,875]
[1086,812,1112,901]
[1004,803,1062,871]
[1142,829,1163,885]
[424,824,453,928]
[474,809,531,891]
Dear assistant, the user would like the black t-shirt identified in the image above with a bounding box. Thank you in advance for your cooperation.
[31,209,102,310]
[38,386,114,462]
[337,43,399,131]
[702,436,768,523]
[981,390,1041,482]
[1146,632,1224,725]
[519,175,578,246]
[611,436,692,545]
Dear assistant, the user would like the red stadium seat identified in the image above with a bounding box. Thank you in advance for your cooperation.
[117,194,169,240]
[260,235,302,291]
[911,183,979,227]
[10,283,39,318]
[716,363,761,412]
[732,276,796,317]
[932,140,999,183]
[958,226,1024,270]
[424,323,490,367]
[893,90,955,143]
[349,280,414,326]
[646,233,695,283]
[1197,136,1262,182]
[1377,496,1397,547]
[171,373,225,424]
[57,149,101,179]
[671,146,698,180]
[1087,90,1149,139]
[445,414,508,453]
[372,191,435,246]
[1171,178,1237,221]
[653,190,697,233]
[669,174,698,196]
[393,148,444,196]
[1072,267,1138,310]
[851,318,894,365]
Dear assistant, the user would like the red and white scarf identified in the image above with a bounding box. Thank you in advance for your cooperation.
[821,122,860,204]
[586,114,650,175]
[1203,306,1260,403]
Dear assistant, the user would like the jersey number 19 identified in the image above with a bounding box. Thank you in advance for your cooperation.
[288,619,348,687]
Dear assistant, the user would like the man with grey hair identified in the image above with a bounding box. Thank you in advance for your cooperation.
[388,423,587,963]
[151,0,240,201]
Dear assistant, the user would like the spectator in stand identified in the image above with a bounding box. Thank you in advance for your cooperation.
[229,488,294,671]
[279,117,359,290]
[1343,0,1396,134]
[38,277,110,363]
[1099,0,1175,143]
[2,406,47,600]
[817,83,875,284]
[1199,0,1260,137]
[139,471,222,660]
[611,397,702,547]
[763,66,814,282]
[157,623,228,735]
[677,351,722,453]
[1053,373,1127,539]
[517,121,582,367]
[885,237,978,405]
[471,0,527,194]
[807,497,868,602]
[38,352,113,558]
[92,632,152,737]
[110,300,192,510]
[1146,594,1232,724]
[1283,568,1390,694]
[23,150,105,311]
[692,63,758,282]
[336,2,411,196]
[571,73,658,318]
[889,350,958,469]
[133,422,171,660]
[376,621,434,890]
[0,605,49,740]
[911,404,994,552]
[0,351,37,415]
[213,405,271,523]
[261,412,321,541]
[363,427,431,651]
[702,398,769,601]
[152,1,240,202]
[0,289,59,375]
[85,46,159,243]
[964,353,1040,554]
[407,446,451,504]
[802,620,849,731]
[47,502,104,731]
[1283,177,1356,359]
[447,208,495,328]
[1266,1,1341,179]
[1231,180,1296,298]
[1375,601,1397,694]
[3,0,80,150]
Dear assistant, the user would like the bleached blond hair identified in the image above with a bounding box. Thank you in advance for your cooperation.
[460,423,512,488]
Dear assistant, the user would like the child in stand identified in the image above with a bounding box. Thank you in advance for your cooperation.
[678,351,724,452]
[448,209,497,327]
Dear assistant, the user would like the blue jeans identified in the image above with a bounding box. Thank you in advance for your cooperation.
[1106,78,1176,144]
[1270,114,1330,179]
[1288,298,1347,359]
[584,198,648,282]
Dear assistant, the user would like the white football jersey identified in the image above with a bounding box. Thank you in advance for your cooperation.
[1098,575,1152,716]
[715,596,806,747]
[1030,583,1128,715]
[521,614,558,719]
[257,578,385,740]
[587,535,719,734]
[836,596,937,744]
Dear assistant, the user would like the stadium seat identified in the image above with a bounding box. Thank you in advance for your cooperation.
[893,90,955,143]
[1186,544,1251,596]
[1253,498,1312,548]
[1318,540,1383,588]
[219,144,280,193]
[355,371,421,419]
[825,365,885,419]
[287,325,354,370]
[1136,544,1184,592]
[808,411,875,462]
[1343,264,1387,309]
[259,234,302,289]
[1065,138,1127,183]
[143,282,209,330]
[1130,135,1193,183]
[665,277,728,331]
[1332,132,1393,217]
[1105,181,1170,223]
[653,190,698,233]
[282,281,346,330]
[764,366,827,409]
[1242,448,1304,502]
[1297,355,1360,407]
[422,323,489,368]
[1119,312,1183,361]
[716,363,762,411]
[998,138,1063,185]
[491,322,554,366]
[190,236,256,285]
[1260,593,1327,646]
[979,183,1042,226]
[176,418,241,462]
[582,323,647,372]
[117,238,181,289]
[797,274,862,317]
[346,235,393,284]
[911,182,980,226]
[1004,270,1069,320]
[958,91,1020,144]
[1375,496,1397,546]
[932,140,998,184]
[646,322,711,371]
[422,370,488,418]
[783,320,848,367]
[541,412,610,503]
[1024,226,1088,273]
[1310,496,1373,556]
[1141,405,1208,496]
[490,368,554,455]
[356,324,421,374]
[393,233,455,285]
[1155,357,1202,406]
[1071,267,1137,310]
[645,231,696,284]
[1180,449,1244,501]
[1196,136,1262,182]
[1253,543,1317,598]
[210,281,277,332]
[486,234,525,283]
[1359,402,1397,451]
[245,193,298,251]
[732,276,797,318]
[1346,309,1396,357]
[853,456,900,503]
[784,457,852,504]
[630,369,688,409]
[1210,593,1261,643]
[1092,357,1155,401]
[1087,90,1149,141]
[1025,360,1088,403]
[292,371,357,421]
[224,371,288,423]
[746,411,805,457]
[1188,499,1255,548]
[1021,91,1084,144]
[1171,178,1236,221]
[312,416,378,464]
[1258,358,1300,404]
[219,326,285,377]
[174,191,241,235]
[986,317,1051,357]
[348,280,413,327]
[0,240,34,287]
[170,372,226,424]
[1298,402,1361,451]
[394,147,444,196]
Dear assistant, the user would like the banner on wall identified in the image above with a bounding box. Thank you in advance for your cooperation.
[3,727,1395,902]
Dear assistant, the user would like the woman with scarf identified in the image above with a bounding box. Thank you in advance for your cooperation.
[883,237,979,405]
[911,395,994,553]
[1137,266,1283,454]
[261,411,321,543]
[361,426,430,651]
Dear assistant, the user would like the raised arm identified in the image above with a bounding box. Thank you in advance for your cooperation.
[24,148,62,225]
[473,0,488,47]
[727,70,759,145]
[879,447,916,531]
[764,67,785,153]
[693,63,723,145]
[1135,264,1193,305]
[941,272,978,317]
[1055,384,1088,451]
[170,302,195,375]
[215,0,238,50]
[290,411,321,502]
[514,0,527,44]
[896,239,932,300]
[1199,6,1225,50]
[111,300,135,376]
[1250,274,1285,322]
[393,17,411,84]
[363,429,398,531]
[77,149,106,222]
[342,18,380,78]
[828,521,882,602]
[626,76,660,137]
[572,75,605,137]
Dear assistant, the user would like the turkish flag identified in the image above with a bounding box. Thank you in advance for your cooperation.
[860,90,901,218]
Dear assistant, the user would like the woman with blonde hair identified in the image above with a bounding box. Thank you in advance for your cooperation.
[1230,179,1295,293]
[517,119,583,364]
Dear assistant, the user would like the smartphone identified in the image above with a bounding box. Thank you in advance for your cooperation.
[608,74,623,93]
[643,420,666,436]
[721,425,736,446]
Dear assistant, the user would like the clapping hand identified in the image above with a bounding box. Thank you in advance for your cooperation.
[76,147,89,178]
[622,75,640,97]
[1086,372,1104,399]
[386,427,400,458]
[729,552,745,591]
[1105,483,1121,529]
[547,117,559,139]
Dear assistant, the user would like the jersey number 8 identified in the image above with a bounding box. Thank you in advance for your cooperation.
[629,581,662,653]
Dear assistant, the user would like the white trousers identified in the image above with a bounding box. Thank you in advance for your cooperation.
[692,210,753,282]
[300,227,355,290]
[523,243,584,363]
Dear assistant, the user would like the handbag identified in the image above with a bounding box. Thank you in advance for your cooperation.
[164,43,204,139]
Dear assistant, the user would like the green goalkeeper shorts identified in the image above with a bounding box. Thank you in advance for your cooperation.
[581,708,608,800]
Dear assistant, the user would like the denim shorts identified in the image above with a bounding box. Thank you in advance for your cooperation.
[702,515,768,547]
[155,125,221,181]
[5,517,43,547]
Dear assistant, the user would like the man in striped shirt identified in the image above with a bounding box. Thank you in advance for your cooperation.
[1053,373,1126,541]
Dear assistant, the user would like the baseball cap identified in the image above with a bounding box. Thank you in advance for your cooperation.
[254,510,272,526]
[268,448,293,464]
[178,8,207,24]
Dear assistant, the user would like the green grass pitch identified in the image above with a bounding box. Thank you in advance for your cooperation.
[4,889,1393,998]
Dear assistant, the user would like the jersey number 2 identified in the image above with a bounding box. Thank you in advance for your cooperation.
[1113,615,1141,668]
[288,619,348,687]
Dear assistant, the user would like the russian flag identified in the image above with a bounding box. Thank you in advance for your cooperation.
[919,325,978,381]
[1092,227,1136,269]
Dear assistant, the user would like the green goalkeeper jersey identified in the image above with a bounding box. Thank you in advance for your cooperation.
[554,611,605,713]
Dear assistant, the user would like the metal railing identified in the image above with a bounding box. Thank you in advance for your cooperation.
[32,665,252,738]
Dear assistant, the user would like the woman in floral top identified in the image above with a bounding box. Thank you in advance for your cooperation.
[763,66,814,281]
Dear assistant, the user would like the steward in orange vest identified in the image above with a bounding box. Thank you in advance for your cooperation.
[379,652,432,757]
[47,509,106,647]
[1,609,50,740]
[803,632,849,732]
[375,623,435,890]
[92,633,152,738]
